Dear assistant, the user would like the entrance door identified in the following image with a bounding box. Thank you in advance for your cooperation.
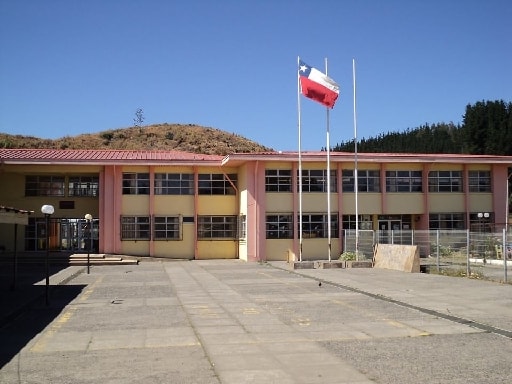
[378,220,401,244]
[60,218,90,251]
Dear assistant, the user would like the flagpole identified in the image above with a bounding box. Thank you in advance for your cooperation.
[297,56,303,262]
[325,58,332,262]
[353,58,359,259]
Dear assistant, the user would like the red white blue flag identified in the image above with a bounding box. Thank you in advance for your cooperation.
[298,59,340,108]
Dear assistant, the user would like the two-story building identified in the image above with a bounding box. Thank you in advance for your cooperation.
[0,149,510,261]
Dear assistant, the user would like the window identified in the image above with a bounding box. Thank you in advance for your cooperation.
[68,176,99,197]
[154,173,193,195]
[342,170,380,192]
[266,214,293,239]
[122,173,149,195]
[342,215,373,230]
[198,174,237,195]
[468,171,491,192]
[386,170,422,192]
[239,215,247,239]
[154,216,181,240]
[428,171,462,192]
[469,212,493,232]
[298,170,337,192]
[121,216,151,240]
[299,214,339,238]
[197,216,237,239]
[265,170,292,192]
[25,175,65,196]
[429,213,465,229]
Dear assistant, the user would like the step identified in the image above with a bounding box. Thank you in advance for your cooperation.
[68,259,139,266]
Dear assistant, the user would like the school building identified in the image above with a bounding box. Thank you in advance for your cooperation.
[0,149,511,261]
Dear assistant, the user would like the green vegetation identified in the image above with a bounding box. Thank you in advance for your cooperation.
[333,100,512,156]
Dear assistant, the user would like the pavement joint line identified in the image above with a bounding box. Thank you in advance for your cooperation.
[268,262,512,340]
[164,264,222,383]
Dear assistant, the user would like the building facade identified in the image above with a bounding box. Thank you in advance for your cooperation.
[0,149,511,261]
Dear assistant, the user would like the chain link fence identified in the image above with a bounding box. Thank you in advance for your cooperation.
[343,229,512,283]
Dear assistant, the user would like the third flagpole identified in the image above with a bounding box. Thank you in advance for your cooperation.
[297,56,303,262]
[353,58,359,259]
[325,58,332,262]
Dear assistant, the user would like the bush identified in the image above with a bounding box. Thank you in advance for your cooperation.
[339,252,357,261]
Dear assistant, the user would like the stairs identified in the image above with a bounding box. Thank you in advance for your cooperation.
[68,254,139,266]
[0,252,139,266]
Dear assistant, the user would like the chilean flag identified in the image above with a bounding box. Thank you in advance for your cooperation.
[298,59,340,108]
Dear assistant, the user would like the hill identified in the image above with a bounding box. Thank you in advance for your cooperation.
[0,123,273,155]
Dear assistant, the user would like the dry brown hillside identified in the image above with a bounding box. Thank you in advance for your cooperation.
[0,123,273,155]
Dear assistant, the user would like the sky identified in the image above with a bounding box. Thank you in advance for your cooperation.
[1,0,511,151]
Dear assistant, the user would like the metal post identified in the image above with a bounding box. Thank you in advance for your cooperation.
[85,214,92,274]
[503,228,508,283]
[436,230,440,272]
[45,213,50,305]
[41,205,54,306]
[466,229,471,277]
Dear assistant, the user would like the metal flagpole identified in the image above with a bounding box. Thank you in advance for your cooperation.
[325,58,332,262]
[353,58,359,259]
[297,56,303,262]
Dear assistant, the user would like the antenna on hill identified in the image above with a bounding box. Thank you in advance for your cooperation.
[133,108,145,133]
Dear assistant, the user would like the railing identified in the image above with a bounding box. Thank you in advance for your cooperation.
[342,229,512,283]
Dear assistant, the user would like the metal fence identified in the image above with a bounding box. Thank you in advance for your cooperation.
[342,229,512,283]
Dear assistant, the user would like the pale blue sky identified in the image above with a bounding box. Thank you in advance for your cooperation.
[1,0,511,151]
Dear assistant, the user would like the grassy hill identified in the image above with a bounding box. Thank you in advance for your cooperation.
[0,123,273,155]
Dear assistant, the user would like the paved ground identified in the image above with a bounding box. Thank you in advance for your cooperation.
[1,260,512,383]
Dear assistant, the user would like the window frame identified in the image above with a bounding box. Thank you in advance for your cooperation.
[385,170,422,192]
[428,171,463,192]
[298,213,339,238]
[468,170,491,192]
[429,213,465,230]
[342,169,380,192]
[68,176,100,197]
[266,214,293,239]
[120,216,151,240]
[154,173,194,195]
[198,174,237,195]
[297,169,337,193]
[197,215,237,239]
[122,173,150,195]
[25,175,65,197]
[265,169,292,192]
[153,215,182,240]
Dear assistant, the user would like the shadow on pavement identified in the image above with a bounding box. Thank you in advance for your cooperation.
[0,284,86,369]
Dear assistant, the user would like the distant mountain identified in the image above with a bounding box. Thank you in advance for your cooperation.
[0,123,273,155]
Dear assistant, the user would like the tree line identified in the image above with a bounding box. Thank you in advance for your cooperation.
[332,100,512,156]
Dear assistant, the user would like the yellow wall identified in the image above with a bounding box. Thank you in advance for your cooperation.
[197,240,237,259]
[197,196,237,215]
[469,193,493,212]
[302,193,338,211]
[121,196,150,215]
[429,193,465,211]
[154,196,194,215]
[342,193,382,214]
[301,239,341,261]
[265,193,293,211]
[386,194,424,214]
[265,240,294,261]
[121,240,150,256]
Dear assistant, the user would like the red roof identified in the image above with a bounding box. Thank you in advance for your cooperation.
[0,149,223,164]
[222,151,512,166]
